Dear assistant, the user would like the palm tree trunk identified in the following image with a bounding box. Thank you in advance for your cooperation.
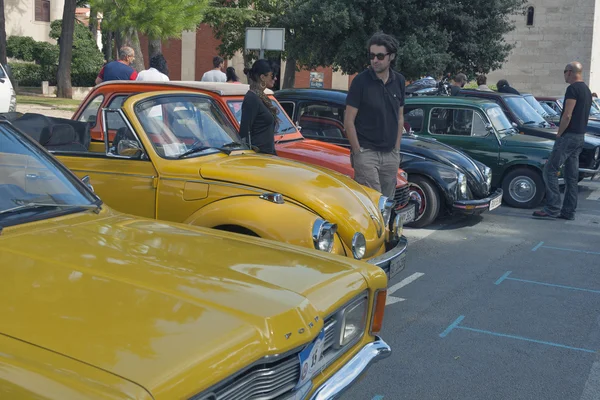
[149,39,162,59]
[56,0,77,98]
[0,0,7,66]
[282,56,296,89]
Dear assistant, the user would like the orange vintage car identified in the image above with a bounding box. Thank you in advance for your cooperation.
[72,81,418,224]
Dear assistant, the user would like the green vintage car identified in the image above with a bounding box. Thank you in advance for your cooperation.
[404,97,555,208]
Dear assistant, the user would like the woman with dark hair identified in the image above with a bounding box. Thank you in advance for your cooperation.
[136,54,169,81]
[238,59,279,154]
[226,67,241,84]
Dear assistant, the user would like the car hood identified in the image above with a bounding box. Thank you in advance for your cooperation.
[402,135,488,196]
[522,126,600,148]
[0,210,372,398]
[199,153,384,257]
[500,133,555,149]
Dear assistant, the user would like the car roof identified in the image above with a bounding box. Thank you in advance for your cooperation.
[535,95,561,100]
[95,80,274,96]
[458,89,521,98]
[274,88,348,102]
[405,96,499,108]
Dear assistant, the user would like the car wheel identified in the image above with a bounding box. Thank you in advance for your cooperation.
[406,175,440,228]
[501,168,544,208]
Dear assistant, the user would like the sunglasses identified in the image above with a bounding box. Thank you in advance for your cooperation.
[564,69,572,74]
[369,52,390,61]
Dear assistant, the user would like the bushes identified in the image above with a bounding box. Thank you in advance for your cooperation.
[7,20,104,87]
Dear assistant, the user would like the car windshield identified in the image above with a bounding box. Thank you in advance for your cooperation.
[227,99,297,135]
[134,95,242,159]
[524,95,551,118]
[505,96,547,126]
[540,102,559,116]
[486,105,515,137]
[0,123,99,228]
[590,99,600,116]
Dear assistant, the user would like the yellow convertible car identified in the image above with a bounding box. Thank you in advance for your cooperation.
[0,120,390,398]
[10,90,408,279]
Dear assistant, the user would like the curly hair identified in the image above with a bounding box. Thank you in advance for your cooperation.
[150,54,169,77]
[243,59,279,125]
[367,32,399,67]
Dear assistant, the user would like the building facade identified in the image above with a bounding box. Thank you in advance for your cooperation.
[5,0,65,43]
[487,0,600,96]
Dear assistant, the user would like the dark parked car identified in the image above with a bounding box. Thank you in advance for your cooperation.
[275,88,504,227]
[458,90,600,179]
[537,95,600,138]
[522,93,560,125]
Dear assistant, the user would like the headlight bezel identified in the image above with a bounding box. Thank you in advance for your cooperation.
[457,172,468,198]
[378,195,395,227]
[594,147,600,161]
[392,212,403,240]
[351,232,366,260]
[312,219,337,253]
[333,292,369,350]
[484,166,492,188]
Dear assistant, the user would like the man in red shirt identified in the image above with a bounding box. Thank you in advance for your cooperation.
[95,47,138,85]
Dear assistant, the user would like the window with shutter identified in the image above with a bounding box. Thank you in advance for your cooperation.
[35,0,51,22]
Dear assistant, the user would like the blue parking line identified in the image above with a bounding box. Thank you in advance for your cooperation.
[494,271,512,285]
[495,272,600,294]
[439,315,465,338]
[371,396,384,400]
[531,241,600,256]
[440,316,597,353]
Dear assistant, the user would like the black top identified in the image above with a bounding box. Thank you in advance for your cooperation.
[562,81,592,134]
[238,91,276,154]
[346,68,406,151]
[450,85,462,96]
[498,85,521,95]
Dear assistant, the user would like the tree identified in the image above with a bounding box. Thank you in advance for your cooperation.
[56,0,77,98]
[0,0,6,66]
[91,0,209,64]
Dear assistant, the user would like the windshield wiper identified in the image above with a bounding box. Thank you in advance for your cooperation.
[177,146,232,159]
[0,202,101,216]
[221,141,249,150]
[278,126,297,134]
[523,121,537,125]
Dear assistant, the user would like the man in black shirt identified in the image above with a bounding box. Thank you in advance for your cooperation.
[497,79,521,95]
[533,61,591,220]
[344,32,405,199]
[450,73,467,96]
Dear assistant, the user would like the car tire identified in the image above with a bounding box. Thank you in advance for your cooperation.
[501,168,545,208]
[406,175,440,228]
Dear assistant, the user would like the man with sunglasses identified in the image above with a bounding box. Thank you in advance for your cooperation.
[533,61,592,220]
[344,32,405,199]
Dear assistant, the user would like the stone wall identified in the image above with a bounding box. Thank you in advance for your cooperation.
[487,0,596,97]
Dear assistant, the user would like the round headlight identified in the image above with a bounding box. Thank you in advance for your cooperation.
[457,173,468,197]
[312,219,337,253]
[351,232,366,260]
[378,196,395,226]
[484,166,492,188]
[399,171,408,180]
[594,147,600,161]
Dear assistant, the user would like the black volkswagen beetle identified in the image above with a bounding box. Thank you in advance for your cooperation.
[275,88,503,228]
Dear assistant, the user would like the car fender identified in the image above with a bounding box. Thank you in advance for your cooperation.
[184,195,346,256]
[401,158,460,206]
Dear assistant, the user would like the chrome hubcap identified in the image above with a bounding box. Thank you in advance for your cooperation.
[509,176,536,203]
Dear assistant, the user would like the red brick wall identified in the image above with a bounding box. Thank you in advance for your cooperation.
[294,67,333,89]
[348,73,358,87]
[196,24,226,80]
[137,35,182,80]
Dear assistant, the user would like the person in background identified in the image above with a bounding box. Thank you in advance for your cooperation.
[344,32,405,200]
[238,59,279,155]
[450,73,467,96]
[95,46,138,84]
[497,79,520,95]
[201,56,227,82]
[136,54,170,81]
[533,61,592,220]
[476,75,493,91]
[226,67,241,84]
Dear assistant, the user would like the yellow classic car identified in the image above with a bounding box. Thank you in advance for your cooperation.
[0,120,391,399]
[10,90,408,279]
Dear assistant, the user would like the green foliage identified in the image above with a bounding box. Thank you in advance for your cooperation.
[91,0,209,40]
[6,36,37,62]
[50,20,105,86]
[8,62,42,86]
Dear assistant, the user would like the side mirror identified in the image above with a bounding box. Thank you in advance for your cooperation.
[511,122,518,128]
[296,122,302,132]
[485,123,494,133]
[87,114,97,126]
[82,175,94,192]
[117,139,143,158]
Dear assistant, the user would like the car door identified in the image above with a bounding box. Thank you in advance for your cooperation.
[424,106,500,169]
[58,109,158,218]
[295,101,350,147]
[0,64,13,113]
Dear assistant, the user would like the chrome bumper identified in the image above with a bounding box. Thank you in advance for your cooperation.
[452,188,503,214]
[367,236,408,280]
[579,163,600,174]
[309,337,391,400]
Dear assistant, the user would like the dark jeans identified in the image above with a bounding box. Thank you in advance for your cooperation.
[543,133,585,217]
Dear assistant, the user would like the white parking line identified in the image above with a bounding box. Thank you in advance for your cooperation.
[579,361,600,400]
[586,189,600,201]
[386,272,425,305]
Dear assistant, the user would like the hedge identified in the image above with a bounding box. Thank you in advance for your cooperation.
[8,63,42,87]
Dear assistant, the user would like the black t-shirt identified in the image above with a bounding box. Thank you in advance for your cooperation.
[562,81,592,134]
[238,91,276,154]
[346,68,405,151]
[450,85,462,96]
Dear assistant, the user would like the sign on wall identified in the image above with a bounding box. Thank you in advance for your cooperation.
[310,72,324,88]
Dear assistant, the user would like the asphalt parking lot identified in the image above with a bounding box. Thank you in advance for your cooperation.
[345,178,600,400]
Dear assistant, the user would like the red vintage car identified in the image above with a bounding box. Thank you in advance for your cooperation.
[70,81,417,223]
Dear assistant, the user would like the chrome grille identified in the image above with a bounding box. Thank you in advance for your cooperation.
[323,317,337,354]
[394,185,410,209]
[213,355,300,400]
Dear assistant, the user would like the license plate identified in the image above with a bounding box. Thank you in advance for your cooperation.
[389,252,406,279]
[399,204,416,224]
[489,196,502,211]
[296,329,326,389]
